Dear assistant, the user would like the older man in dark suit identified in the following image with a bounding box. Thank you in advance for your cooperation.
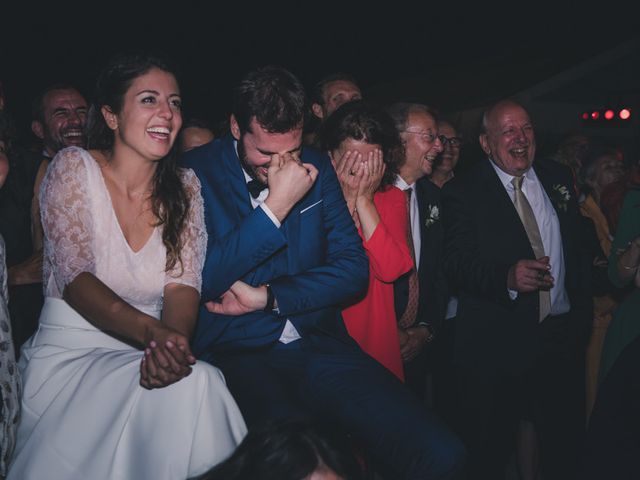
[387,103,448,401]
[441,99,591,480]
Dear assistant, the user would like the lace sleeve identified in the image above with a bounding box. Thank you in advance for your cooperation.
[40,148,96,295]
[165,168,207,292]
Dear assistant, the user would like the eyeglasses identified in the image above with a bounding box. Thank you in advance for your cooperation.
[438,135,462,148]
[400,130,438,143]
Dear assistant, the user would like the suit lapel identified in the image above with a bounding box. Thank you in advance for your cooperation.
[415,179,437,272]
[218,136,288,285]
[533,160,573,256]
[481,158,534,256]
[533,160,563,219]
[415,180,426,271]
[221,135,253,220]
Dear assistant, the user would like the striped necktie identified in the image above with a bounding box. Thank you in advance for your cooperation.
[398,188,420,328]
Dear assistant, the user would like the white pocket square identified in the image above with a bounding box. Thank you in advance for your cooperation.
[300,200,323,214]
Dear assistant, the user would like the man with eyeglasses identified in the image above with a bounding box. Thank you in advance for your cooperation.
[430,120,462,188]
[387,102,450,403]
[427,119,463,428]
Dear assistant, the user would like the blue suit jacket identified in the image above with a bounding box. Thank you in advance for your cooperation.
[181,135,369,357]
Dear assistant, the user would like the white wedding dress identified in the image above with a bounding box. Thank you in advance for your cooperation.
[8,147,247,480]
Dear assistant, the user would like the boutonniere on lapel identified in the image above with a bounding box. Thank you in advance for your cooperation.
[551,184,571,212]
[425,204,440,228]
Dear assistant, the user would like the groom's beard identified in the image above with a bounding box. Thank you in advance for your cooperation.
[237,136,267,186]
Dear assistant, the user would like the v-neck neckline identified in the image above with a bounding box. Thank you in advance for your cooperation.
[93,153,157,255]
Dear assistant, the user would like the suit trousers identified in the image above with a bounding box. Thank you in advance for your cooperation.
[431,317,458,428]
[404,344,430,403]
[208,333,466,480]
[453,313,585,480]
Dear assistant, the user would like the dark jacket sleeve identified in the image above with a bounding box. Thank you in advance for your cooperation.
[441,178,514,308]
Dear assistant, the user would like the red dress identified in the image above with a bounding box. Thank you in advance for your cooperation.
[342,186,413,380]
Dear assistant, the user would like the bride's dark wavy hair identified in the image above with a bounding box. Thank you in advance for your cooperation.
[86,51,188,272]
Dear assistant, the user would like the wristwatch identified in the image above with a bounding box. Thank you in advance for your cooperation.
[263,283,275,313]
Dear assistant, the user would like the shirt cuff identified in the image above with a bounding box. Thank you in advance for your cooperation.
[260,203,281,228]
[508,288,519,300]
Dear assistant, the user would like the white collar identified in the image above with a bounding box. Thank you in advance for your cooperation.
[488,157,538,189]
[394,175,414,191]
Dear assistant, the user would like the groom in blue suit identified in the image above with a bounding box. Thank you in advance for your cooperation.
[182,65,464,479]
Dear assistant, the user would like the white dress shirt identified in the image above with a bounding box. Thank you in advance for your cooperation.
[394,176,421,269]
[490,159,571,316]
[242,169,281,227]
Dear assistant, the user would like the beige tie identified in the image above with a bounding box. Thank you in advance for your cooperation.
[511,176,551,321]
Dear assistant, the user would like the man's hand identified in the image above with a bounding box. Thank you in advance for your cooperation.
[264,152,318,222]
[507,256,554,293]
[8,250,43,286]
[205,280,268,316]
[400,326,432,362]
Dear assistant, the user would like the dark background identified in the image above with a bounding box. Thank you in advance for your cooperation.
[1,2,637,140]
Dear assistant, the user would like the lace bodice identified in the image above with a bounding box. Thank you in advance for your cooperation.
[40,147,207,315]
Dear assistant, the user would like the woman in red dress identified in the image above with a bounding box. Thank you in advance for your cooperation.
[319,100,412,380]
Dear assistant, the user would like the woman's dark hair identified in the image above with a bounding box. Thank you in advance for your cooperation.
[232,65,307,134]
[319,100,402,190]
[204,419,362,480]
[86,51,187,272]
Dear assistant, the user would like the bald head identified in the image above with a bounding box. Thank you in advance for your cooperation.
[481,100,527,133]
[479,100,536,177]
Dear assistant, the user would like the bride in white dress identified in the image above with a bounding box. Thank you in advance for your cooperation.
[8,52,246,480]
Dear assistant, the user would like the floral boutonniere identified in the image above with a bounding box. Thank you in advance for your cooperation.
[551,184,571,212]
[425,204,440,228]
